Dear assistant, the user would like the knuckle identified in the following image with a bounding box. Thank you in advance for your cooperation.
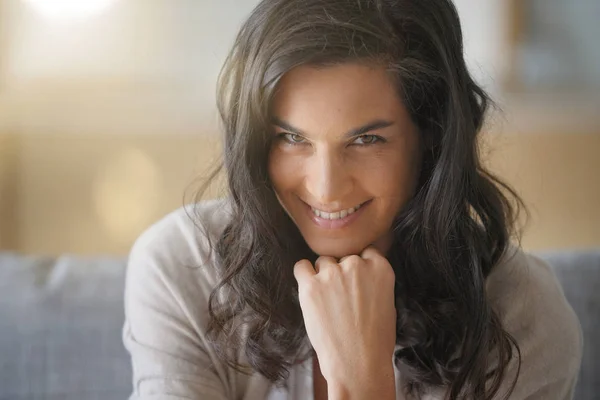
[315,256,334,272]
[361,246,380,258]
[340,254,362,267]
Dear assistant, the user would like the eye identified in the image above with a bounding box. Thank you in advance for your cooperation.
[352,134,383,145]
[279,132,307,145]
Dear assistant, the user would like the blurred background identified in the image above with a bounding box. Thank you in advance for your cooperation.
[0,0,599,256]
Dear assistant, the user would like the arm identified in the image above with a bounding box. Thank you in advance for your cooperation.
[123,240,229,400]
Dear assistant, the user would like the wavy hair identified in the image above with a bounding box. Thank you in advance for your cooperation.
[194,0,525,398]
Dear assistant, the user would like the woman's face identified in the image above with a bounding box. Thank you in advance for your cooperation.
[268,63,422,258]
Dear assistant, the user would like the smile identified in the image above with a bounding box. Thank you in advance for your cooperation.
[310,203,364,220]
[304,200,371,229]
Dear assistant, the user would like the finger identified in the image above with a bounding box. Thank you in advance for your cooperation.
[337,254,363,268]
[360,245,385,263]
[338,254,356,263]
[361,246,395,278]
[293,259,316,284]
[314,256,338,273]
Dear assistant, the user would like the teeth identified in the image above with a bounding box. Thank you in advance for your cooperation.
[311,203,363,220]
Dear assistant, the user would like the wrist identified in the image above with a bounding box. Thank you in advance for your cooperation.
[325,364,396,400]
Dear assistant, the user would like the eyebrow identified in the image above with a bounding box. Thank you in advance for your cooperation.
[272,117,395,138]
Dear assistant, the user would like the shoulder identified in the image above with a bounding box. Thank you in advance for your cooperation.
[126,198,234,308]
[130,198,232,268]
[486,245,583,397]
[487,245,581,339]
[131,198,232,258]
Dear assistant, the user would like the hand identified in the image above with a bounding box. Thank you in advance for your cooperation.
[294,246,397,398]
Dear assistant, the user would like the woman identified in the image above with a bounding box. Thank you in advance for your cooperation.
[123,0,582,399]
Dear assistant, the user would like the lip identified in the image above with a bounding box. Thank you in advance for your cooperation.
[304,199,371,230]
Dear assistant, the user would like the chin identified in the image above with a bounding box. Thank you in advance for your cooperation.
[305,237,370,259]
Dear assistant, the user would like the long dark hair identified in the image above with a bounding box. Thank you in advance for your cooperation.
[193,0,525,398]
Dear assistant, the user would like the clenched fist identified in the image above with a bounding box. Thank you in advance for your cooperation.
[294,246,397,399]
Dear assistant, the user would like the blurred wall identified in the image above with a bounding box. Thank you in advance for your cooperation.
[0,0,258,134]
[0,0,599,255]
[452,0,508,93]
[484,132,600,250]
[0,133,18,250]
[6,133,223,254]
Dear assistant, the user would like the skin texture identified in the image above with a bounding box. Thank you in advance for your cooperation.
[268,63,424,399]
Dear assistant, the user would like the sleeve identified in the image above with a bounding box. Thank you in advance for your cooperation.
[122,238,230,400]
[491,253,583,400]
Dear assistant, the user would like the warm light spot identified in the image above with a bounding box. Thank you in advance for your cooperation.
[22,0,117,20]
[93,149,162,246]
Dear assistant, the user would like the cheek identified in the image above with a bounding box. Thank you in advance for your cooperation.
[355,150,421,200]
[268,149,302,193]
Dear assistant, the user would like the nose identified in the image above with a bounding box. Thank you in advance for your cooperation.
[305,148,353,206]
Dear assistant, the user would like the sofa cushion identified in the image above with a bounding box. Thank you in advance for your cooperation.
[0,253,131,400]
[537,250,600,400]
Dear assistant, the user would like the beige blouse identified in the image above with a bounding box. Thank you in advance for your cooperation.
[123,198,583,399]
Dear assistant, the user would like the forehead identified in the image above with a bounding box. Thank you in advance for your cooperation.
[271,63,408,128]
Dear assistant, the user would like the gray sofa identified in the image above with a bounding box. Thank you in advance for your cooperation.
[0,250,598,400]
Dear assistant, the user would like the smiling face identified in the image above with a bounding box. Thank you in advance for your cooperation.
[268,63,423,258]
